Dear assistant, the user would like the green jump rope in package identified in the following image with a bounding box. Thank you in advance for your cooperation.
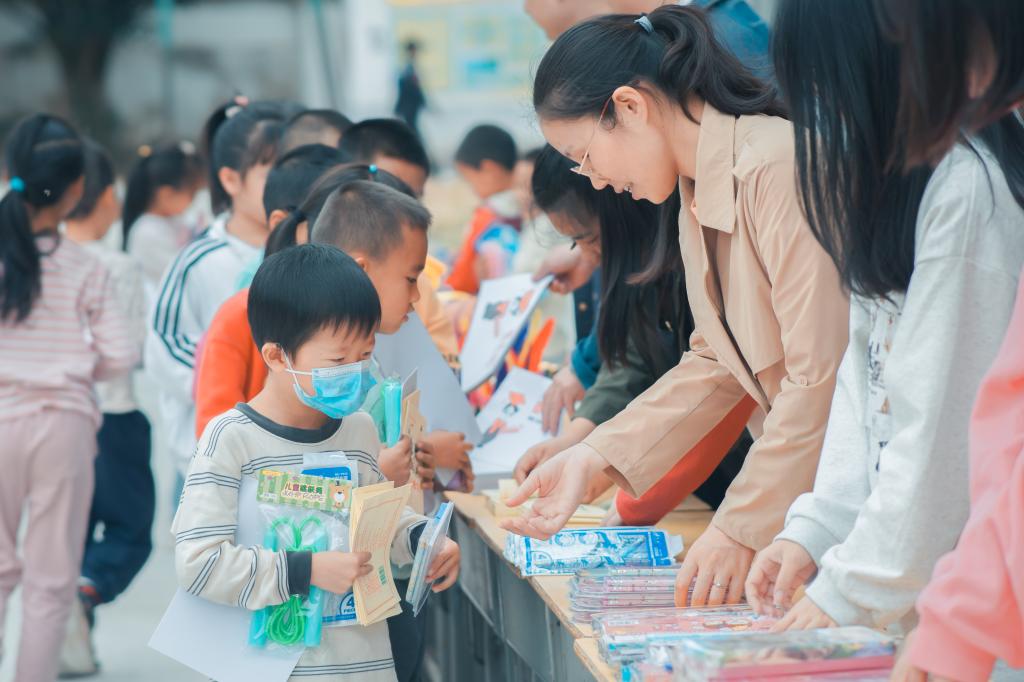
[247,453,359,653]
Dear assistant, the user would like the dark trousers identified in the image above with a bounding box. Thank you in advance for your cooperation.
[81,410,156,603]
[389,579,428,682]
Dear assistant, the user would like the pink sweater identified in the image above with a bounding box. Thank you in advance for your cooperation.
[0,237,138,428]
[908,274,1024,681]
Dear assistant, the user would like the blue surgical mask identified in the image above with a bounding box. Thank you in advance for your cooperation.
[283,352,377,419]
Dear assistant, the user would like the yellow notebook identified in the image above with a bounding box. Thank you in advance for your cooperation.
[349,482,412,625]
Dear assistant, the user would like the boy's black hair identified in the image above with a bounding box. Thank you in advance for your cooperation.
[280,109,353,154]
[338,118,430,175]
[248,242,381,357]
[67,138,115,220]
[454,124,518,171]
[311,180,431,260]
[262,143,346,217]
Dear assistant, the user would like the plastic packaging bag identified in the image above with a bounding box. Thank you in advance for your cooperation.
[404,501,454,616]
[504,527,683,576]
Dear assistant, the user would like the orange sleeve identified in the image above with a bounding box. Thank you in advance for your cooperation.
[446,207,493,295]
[195,292,255,438]
[616,396,756,526]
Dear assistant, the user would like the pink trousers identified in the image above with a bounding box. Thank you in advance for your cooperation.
[0,410,96,682]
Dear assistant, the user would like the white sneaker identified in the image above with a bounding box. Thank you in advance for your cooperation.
[58,596,99,678]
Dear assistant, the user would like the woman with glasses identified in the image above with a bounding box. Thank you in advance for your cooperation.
[502,5,849,608]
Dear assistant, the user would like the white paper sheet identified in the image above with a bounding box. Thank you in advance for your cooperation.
[149,478,303,682]
[374,314,481,444]
[458,273,554,392]
[470,368,552,489]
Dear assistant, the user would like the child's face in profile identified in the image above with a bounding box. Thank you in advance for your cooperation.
[231,162,272,225]
[285,323,376,398]
[362,223,427,334]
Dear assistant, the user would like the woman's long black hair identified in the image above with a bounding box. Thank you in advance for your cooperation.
[531,145,687,370]
[876,0,1024,169]
[0,114,84,322]
[533,4,785,283]
[773,0,934,299]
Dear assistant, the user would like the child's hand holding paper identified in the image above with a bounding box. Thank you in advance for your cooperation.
[378,436,413,486]
[310,551,373,595]
[426,538,460,592]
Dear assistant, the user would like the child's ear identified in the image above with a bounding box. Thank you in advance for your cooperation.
[262,342,287,372]
[350,253,370,272]
[268,209,290,231]
[218,166,243,198]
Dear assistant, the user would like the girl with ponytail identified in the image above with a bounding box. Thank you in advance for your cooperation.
[122,141,204,288]
[0,114,137,681]
[503,5,849,610]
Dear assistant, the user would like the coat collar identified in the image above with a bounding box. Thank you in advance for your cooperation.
[692,103,737,233]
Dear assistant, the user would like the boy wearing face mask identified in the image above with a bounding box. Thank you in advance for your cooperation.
[173,243,460,681]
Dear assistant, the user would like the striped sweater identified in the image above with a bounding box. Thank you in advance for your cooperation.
[143,215,261,473]
[173,405,426,681]
[0,236,137,427]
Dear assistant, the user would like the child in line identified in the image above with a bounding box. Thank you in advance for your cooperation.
[145,99,286,481]
[280,108,353,154]
[60,140,154,677]
[339,118,430,197]
[233,143,347,290]
[175,243,460,681]
[447,123,521,295]
[122,141,205,292]
[0,114,137,682]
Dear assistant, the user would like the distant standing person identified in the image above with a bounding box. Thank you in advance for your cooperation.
[395,40,427,136]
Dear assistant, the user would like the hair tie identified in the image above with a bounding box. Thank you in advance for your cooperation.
[178,140,196,155]
[138,144,153,158]
[292,207,306,222]
[8,177,25,193]
[634,14,654,34]
[368,164,378,177]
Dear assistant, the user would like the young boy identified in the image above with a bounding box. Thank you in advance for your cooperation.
[339,119,430,197]
[174,243,460,681]
[448,124,521,294]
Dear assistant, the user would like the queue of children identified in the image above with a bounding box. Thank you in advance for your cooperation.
[1,0,1022,680]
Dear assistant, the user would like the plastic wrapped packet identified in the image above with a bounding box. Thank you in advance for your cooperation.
[504,527,682,576]
[595,606,776,664]
[670,626,896,681]
[571,567,680,593]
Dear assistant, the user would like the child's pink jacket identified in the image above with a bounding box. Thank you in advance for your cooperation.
[908,275,1024,681]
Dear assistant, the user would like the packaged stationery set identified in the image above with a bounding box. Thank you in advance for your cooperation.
[622,626,896,681]
[504,527,683,576]
[595,605,776,664]
[569,567,680,623]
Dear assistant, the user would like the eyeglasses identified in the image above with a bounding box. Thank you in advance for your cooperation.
[570,98,612,178]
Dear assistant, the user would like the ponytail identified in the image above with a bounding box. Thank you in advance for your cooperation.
[122,140,203,249]
[533,6,784,125]
[201,98,287,214]
[1,114,83,322]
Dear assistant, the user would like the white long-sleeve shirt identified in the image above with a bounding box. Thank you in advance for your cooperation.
[173,407,426,681]
[777,141,1024,631]
[143,215,261,473]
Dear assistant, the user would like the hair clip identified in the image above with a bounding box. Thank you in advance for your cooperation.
[43,188,51,198]
[225,104,243,119]
[368,164,378,176]
[178,140,197,155]
[634,14,654,34]
[138,144,153,158]
[8,176,25,192]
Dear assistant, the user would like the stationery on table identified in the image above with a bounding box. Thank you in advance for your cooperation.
[593,605,777,664]
[504,527,683,576]
[459,273,554,391]
[471,368,551,490]
[349,481,413,625]
[404,501,455,616]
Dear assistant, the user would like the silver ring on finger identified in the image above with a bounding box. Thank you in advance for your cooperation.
[712,579,729,590]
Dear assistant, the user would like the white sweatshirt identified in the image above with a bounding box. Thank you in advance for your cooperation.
[143,215,261,473]
[777,141,1024,631]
